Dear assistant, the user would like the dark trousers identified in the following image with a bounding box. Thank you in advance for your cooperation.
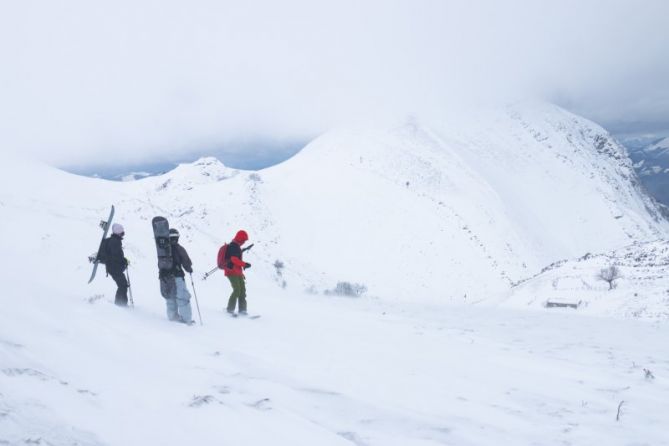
[110,271,129,307]
[227,275,247,312]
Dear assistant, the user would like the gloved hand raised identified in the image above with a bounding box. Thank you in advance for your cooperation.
[244,263,252,270]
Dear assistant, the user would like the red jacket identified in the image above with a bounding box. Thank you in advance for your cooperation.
[224,230,249,277]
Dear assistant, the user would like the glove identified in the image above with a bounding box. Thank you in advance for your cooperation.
[244,262,252,270]
[124,257,130,266]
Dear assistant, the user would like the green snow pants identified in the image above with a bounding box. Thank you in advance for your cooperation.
[226,275,247,313]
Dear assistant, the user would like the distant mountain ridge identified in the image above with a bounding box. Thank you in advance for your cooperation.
[627,136,669,207]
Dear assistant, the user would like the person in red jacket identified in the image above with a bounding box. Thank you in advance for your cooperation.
[223,230,251,315]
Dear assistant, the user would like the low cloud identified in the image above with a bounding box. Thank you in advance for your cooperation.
[1,0,668,166]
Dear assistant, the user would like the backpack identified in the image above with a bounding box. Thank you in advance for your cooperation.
[217,244,229,270]
[96,238,111,264]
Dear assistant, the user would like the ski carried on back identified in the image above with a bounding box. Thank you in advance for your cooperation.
[87,205,115,283]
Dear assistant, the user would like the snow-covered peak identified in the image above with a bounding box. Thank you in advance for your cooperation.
[173,156,235,180]
[143,156,239,192]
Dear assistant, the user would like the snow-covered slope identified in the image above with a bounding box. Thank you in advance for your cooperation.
[3,286,669,445]
[258,102,668,300]
[2,103,669,445]
[507,240,669,319]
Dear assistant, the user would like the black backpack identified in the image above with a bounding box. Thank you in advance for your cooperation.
[96,238,111,264]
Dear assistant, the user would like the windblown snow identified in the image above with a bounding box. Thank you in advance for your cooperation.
[0,103,667,445]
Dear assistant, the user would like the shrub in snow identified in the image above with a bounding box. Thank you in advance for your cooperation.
[273,260,286,288]
[598,265,621,290]
[87,294,104,304]
[324,281,367,298]
[273,260,285,276]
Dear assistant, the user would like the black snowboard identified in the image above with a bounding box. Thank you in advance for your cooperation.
[87,205,115,284]
[152,216,173,271]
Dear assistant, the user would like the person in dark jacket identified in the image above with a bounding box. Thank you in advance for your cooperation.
[106,223,129,307]
[159,228,194,324]
[224,230,251,315]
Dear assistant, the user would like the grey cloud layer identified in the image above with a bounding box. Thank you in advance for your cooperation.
[1,0,668,165]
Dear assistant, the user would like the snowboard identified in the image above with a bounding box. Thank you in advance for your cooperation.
[152,216,173,272]
[87,205,115,284]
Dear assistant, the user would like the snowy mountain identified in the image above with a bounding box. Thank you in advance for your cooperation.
[254,103,668,302]
[1,102,667,305]
[646,136,669,157]
[627,136,669,207]
[1,103,668,445]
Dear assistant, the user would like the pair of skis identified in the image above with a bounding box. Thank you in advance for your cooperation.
[87,205,135,306]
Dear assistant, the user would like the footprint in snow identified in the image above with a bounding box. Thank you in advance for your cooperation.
[0,339,23,349]
[189,395,217,407]
[337,431,367,446]
[248,398,271,411]
[2,368,67,385]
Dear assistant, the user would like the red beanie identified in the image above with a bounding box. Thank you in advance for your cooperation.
[234,230,248,243]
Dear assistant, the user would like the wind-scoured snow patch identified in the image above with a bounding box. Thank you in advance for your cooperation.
[507,240,669,320]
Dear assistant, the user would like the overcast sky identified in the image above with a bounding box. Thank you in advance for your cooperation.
[1,0,668,168]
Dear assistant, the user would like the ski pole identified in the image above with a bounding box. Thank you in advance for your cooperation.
[126,266,134,307]
[189,273,203,325]
[202,267,218,280]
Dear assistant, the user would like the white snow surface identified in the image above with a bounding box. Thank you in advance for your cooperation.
[1,102,668,445]
[2,289,668,445]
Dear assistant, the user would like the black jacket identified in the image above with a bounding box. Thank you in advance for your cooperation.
[168,242,193,278]
[106,234,126,275]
